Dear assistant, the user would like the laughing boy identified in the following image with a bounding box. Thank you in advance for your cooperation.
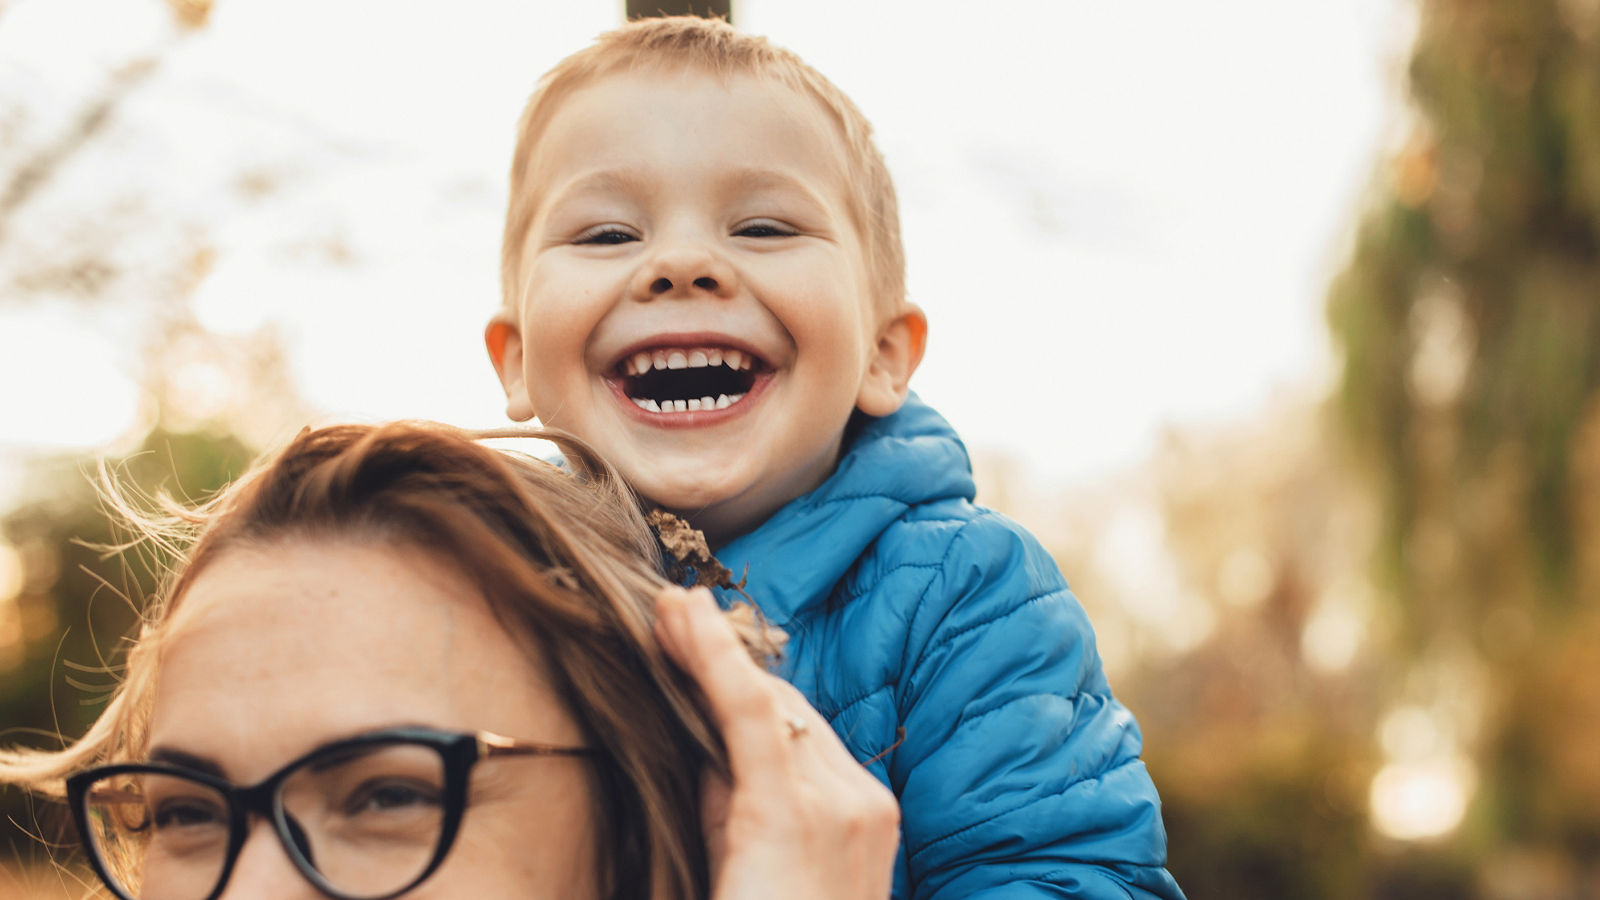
[486,17,1183,899]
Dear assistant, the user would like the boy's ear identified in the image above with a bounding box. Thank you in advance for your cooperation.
[856,305,928,417]
[485,313,537,422]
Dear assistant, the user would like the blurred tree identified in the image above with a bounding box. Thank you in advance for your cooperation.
[0,273,305,871]
[0,0,210,252]
[0,0,321,870]
[1327,0,1600,886]
[0,428,255,860]
[1122,405,1382,899]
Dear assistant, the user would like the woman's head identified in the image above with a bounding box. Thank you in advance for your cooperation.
[130,537,603,900]
[2,422,746,900]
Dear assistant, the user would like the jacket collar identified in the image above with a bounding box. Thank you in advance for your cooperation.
[713,394,975,626]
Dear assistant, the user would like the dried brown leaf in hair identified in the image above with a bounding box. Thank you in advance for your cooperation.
[645,510,786,664]
[646,510,745,592]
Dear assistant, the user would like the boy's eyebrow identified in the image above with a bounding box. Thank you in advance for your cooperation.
[723,167,834,209]
[545,166,833,213]
[548,168,651,204]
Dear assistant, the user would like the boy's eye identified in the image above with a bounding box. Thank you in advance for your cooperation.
[733,219,795,238]
[574,226,638,245]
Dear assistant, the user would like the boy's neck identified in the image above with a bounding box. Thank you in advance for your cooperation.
[665,442,853,550]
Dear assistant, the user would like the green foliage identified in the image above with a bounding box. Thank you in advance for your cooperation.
[1327,0,1600,880]
[1156,742,1371,899]
[1328,0,1600,631]
[0,427,254,856]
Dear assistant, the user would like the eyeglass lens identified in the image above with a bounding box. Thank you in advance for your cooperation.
[80,743,449,900]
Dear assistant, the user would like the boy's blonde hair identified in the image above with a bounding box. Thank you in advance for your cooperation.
[500,16,906,319]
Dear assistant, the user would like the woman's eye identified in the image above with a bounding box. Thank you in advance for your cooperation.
[343,779,443,816]
[152,799,226,830]
[734,220,794,238]
[574,226,637,245]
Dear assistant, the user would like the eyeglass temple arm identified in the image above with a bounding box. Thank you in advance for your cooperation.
[476,731,598,759]
[84,787,144,804]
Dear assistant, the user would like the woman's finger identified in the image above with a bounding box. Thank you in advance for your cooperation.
[654,587,798,785]
[654,586,900,899]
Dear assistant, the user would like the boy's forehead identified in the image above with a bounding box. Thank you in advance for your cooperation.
[525,67,854,200]
[504,63,887,321]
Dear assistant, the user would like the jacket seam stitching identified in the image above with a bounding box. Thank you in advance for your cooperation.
[825,682,896,720]
[900,514,1008,712]
[1035,861,1173,881]
[795,475,973,509]
[835,510,977,604]
[953,689,1098,728]
[839,561,941,603]
[910,773,1109,861]
[924,588,1064,654]
[905,515,995,647]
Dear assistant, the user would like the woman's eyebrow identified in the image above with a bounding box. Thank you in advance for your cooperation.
[148,746,226,778]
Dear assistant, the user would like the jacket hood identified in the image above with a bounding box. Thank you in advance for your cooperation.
[714,393,975,626]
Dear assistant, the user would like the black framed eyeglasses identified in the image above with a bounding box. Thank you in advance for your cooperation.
[65,726,599,900]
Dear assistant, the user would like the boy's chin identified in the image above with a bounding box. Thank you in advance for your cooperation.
[639,487,745,542]
[635,478,782,548]
[621,442,843,546]
[629,463,736,508]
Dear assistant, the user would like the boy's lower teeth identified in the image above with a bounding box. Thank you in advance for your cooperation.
[632,393,745,413]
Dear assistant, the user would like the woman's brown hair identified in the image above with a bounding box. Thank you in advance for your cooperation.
[0,421,760,900]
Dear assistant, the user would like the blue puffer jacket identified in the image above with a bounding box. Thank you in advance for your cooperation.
[712,395,1183,900]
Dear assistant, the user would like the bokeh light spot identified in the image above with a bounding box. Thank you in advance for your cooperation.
[1369,754,1476,841]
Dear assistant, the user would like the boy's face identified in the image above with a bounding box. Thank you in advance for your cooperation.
[490,69,913,545]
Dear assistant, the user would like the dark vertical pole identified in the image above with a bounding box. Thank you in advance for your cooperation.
[625,0,731,23]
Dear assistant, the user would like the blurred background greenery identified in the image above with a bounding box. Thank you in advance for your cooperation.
[3,0,1599,897]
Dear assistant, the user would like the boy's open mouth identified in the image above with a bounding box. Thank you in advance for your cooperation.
[613,345,765,413]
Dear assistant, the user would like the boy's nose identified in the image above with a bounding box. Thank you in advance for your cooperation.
[630,243,738,301]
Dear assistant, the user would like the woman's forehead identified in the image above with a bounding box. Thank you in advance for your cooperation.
[146,538,580,778]
[170,539,483,664]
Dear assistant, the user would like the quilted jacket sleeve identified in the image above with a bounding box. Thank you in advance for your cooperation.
[893,514,1184,899]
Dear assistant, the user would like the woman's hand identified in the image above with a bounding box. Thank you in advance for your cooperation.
[654,586,900,900]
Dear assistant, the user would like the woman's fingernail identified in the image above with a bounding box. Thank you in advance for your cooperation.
[656,591,688,652]
[677,589,716,652]
[655,611,678,654]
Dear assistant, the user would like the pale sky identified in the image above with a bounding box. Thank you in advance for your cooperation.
[0,0,1409,504]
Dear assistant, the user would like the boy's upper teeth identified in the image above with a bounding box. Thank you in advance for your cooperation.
[625,346,754,376]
